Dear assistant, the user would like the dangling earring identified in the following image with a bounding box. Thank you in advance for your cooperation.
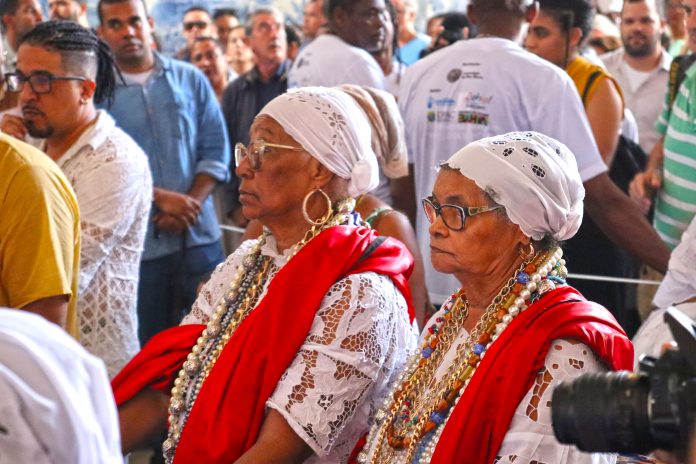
[80,97,88,105]
[302,188,333,226]
[518,242,535,260]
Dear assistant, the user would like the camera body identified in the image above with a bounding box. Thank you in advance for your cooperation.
[552,307,696,459]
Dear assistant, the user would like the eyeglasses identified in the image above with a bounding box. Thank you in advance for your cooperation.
[5,71,86,95]
[184,21,209,31]
[234,140,304,170]
[422,196,502,231]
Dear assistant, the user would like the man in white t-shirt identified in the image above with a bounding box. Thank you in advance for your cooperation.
[400,0,670,304]
[289,0,386,89]
[601,0,671,154]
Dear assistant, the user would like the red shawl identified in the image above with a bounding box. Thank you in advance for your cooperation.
[430,286,634,464]
[112,226,414,463]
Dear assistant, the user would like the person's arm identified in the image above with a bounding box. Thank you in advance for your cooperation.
[72,147,152,293]
[628,138,664,215]
[585,78,623,166]
[584,172,670,272]
[1,161,78,331]
[193,68,230,185]
[234,409,313,464]
[21,295,68,328]
[496,339,614,462]
[118,387,170,454]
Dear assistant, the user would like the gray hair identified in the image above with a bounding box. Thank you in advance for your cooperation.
[244,7,284,36]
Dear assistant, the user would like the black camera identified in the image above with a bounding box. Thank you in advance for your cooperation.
[551,307,696,459]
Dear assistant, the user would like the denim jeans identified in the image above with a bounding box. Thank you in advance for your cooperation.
[136,241,225,346]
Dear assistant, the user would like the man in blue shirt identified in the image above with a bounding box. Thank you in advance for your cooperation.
[97,0,229,345]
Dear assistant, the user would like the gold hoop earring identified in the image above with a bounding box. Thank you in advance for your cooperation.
[302,188,333,226]
[518,242,535,260]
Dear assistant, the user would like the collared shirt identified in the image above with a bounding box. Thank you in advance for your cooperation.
[601,48,672,154]
[104,52,230,261]
[51,110,152,377]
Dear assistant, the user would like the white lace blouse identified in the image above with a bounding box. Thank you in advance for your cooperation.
[55,111,152,378]
[181,232,418,462]
[363,294,617,464]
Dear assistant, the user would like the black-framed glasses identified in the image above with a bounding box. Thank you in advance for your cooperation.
[234,139,304,170]
[422,196,502,231]
[4,71,86,95]
[184,21,209,31]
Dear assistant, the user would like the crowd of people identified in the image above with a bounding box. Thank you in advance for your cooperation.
[0,0,695,462]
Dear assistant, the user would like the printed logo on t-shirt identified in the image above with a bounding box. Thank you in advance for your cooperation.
[447,69,462,82]
[458,111,489,125]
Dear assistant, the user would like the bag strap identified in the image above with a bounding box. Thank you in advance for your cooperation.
[581,70,603,106]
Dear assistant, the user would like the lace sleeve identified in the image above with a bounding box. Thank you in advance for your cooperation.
[181,239,260,325]
[68,143,152,294]
[267,272,412,459]
[495,339,616,464]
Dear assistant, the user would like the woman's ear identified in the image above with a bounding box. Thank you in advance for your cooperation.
[309,158,336,188]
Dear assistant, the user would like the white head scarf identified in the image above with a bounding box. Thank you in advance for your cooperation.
[444,131,585,241]
[0,309,121,464]
[259,86,379,197]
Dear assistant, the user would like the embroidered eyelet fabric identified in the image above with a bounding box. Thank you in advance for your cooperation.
[365,297,616,463]
[425,298,617,464]
[58,115,152,378]
[183,233,418,462]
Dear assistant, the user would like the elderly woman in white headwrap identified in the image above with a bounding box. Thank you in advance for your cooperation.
[359,132,634,464]
[112,87,417,464]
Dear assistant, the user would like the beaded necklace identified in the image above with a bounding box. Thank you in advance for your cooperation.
[360,247,567,464]
[163,199,359,463]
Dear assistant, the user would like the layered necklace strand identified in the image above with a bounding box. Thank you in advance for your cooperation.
[360,247,567,464]
[163,199,359,463]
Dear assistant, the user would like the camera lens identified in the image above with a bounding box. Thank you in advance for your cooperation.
[552,371,654,453]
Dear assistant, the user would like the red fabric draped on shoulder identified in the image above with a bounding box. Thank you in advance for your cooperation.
[430,286,634,464]
[111,225,414,463]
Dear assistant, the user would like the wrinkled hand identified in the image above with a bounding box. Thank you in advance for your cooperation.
[153,189,201,226]
[153,213,188,235]
[628,169,662,215]
[0,114,28,141]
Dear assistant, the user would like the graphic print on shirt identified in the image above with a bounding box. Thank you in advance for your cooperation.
[426,62,493,127]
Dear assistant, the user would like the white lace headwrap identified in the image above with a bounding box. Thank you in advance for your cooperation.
[445,131,585,242]
[259,87,379,197]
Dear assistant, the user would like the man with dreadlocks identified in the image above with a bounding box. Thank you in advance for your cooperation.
[1,20,152,377]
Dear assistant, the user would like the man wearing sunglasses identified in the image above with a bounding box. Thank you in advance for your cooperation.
[174,6,213,62]
[0,21,153,377]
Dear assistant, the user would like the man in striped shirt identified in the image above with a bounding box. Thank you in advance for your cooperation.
[630,0,696,249]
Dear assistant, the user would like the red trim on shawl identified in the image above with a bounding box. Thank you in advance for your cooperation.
[111,225,414,463]
[430,286,634,464]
